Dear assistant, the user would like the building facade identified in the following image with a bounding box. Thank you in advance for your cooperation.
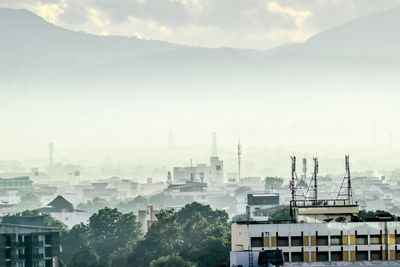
[173,157,224,185]
[0,218,60,267]
[231,221,400,267]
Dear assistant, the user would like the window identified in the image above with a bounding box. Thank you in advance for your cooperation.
[330,235,342,246]
[277,236,289,247]
[250,237,263,247]
[356,235,368,245]
[316,236,328,246]
[331,251,343,261]
[45,234,52,245]
[290,236,303,246]
[291,252,303,262]
[370,235,381,245]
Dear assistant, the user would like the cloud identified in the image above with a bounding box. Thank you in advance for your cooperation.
[266,1,312,27]
[32,1,65,23]
[1,0,400,49]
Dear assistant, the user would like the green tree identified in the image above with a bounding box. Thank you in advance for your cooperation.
[60,223,89,264]
[126,210,182,267]
[150,254,196,267]
[77,197,113,213]
[189,236,230,267]
[177,202,228,225]
[68,245,99,267]
[269,206,291,221]
[88,207,142,265]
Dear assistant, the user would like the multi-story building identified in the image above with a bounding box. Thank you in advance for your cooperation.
[173,156,224,185]
[0,177,32,194]
[231,220,400,266]
[0,216,60,267]
[230,155,400,266]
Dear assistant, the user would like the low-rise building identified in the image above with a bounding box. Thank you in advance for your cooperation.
[35,195,91,229]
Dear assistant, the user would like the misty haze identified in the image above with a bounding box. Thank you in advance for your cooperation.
[1,1,400,267]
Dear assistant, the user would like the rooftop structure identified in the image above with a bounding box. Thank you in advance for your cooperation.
[289,155,359,223]
[229,155,400,267]
[35,195,91,229]
[173,156,224,185]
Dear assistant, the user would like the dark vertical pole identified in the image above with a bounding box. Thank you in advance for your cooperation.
[313,157,318,201]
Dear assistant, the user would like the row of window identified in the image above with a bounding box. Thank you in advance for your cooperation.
[251,234,400,247]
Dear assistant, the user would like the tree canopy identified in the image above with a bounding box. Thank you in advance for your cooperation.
[115,202,230,267]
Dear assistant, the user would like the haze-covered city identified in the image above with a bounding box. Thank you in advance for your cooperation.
[2,1,400,267]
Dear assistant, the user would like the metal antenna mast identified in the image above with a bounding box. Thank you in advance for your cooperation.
[337,155,353,204]
[306,157,318,201]
[290,156,305,201]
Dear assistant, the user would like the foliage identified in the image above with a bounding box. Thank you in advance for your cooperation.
[60,207,142,266]
[335,216,347,222]
[68,245,99,267]
[115,202,230,267]
[358,210,396,221]
[60,223,89,264]
[150,254,197,267]
[77,197,114,213]
[269,206,291,221]
[89,208,142,264]
[58,202,229,267]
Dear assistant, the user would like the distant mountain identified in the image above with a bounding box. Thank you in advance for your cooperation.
[0,8,181,84]
[267,6,400,59]
[1,7,400,94]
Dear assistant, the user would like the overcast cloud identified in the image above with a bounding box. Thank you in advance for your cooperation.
[1,0,400,49]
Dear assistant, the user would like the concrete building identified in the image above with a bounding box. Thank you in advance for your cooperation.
[230,155,400,266]
[236,193,280,220]
[36,196,91,229]
[0,177,32,194]
[138,205,159,234]
[231,220,400,266]
[173,156,224,185]
[0,216,60,267]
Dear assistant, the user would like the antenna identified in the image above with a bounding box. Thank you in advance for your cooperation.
[237,141,242,181]
[212,132,218,157]
[305,157,318,202]
[337,155,353,204]
[290,156,305,201]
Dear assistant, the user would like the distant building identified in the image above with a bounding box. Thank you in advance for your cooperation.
[35,195,91,229]
[0,215,60,267]
[138,205,159,234]
[83,183,118,200]
[248,193,280,221]
[236,192,280,220]
[0,176,32,193]
[173,156,224,185]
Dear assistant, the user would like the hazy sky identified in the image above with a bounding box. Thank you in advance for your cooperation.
[1,0,400,49]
